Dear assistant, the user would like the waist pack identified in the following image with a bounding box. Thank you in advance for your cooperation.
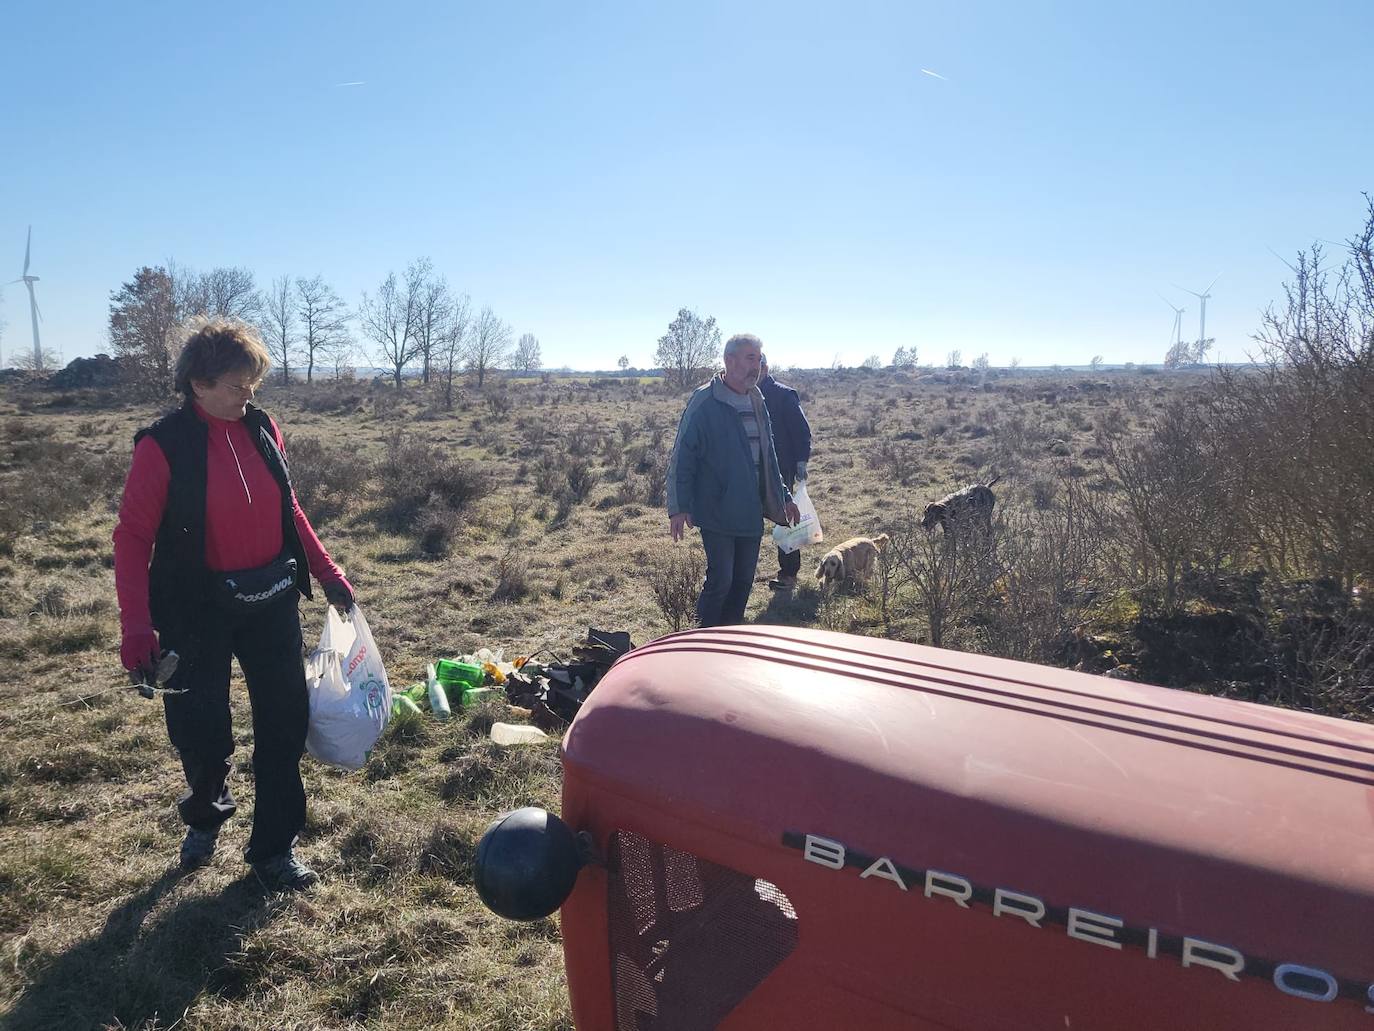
[213,553,299,612]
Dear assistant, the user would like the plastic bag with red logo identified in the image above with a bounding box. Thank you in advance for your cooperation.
[305,604,392,770]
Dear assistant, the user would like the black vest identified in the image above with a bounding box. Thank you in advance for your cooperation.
[135,402,312,629]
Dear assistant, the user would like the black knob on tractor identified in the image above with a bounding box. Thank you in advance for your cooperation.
[474,806,582,921]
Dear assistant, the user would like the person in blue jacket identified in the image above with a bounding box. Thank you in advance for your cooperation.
[667,334,800,627]
[758,354,813,590]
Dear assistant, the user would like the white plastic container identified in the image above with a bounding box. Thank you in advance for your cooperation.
[490,722,548,746]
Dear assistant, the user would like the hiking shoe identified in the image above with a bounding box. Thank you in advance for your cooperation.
[179,826,219,870]
[252,850,319,892]
[768,575,798,590]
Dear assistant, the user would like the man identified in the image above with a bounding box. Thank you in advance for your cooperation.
[758,354,813,590]
[667,334,800,627]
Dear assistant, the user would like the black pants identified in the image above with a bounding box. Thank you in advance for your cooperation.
[775,474,801,577]
[160,594,308,864]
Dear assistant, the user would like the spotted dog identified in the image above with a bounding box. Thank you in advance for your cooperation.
[921,477,1000,536]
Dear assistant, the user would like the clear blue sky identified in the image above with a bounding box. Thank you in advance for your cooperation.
[1,0,1370,371]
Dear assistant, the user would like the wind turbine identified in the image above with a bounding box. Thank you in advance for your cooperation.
[1159,294,1186,349]
[1173,274,1220,351]
[6,227,43,368]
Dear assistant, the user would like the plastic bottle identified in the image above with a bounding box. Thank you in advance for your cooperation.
[426,663,451,720]
[393,695,423,717]
[490,722,548,745]
[463,686,496,707]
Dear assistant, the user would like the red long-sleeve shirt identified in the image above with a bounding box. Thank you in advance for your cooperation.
[113,403,350,636]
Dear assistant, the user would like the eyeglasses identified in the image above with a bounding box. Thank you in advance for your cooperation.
[220,381,258,394]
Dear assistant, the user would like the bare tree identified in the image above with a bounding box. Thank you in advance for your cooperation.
[465,305,512,387]
[654,308,720,389]
[861,354,882,370]
[174,264,261,323]
[1163,340,1191,369]
[1205,198,1374,591]
[435,293,473,407]
[408,258,450,385]
[322,332,356,380]
[892,346,917,368]
[945,349,962,369]
[12,346,61,372]
[294,275,350,383]
[513,333,542,373]
[1089,354,1104,372]
[972,352,990,371]
[357,271,421,387]
[1098,400,1230,613]
[109,266,179,396]
[261,275,297,385]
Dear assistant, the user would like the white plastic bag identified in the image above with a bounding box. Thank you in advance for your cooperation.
[771,481,824,554]
[305,605,392,771]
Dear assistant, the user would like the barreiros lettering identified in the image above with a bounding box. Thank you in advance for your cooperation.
[789,832,1371,1013]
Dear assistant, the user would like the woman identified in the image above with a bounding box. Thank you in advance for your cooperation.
[113,318,354,891]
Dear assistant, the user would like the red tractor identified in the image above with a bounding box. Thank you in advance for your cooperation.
[476,626,1374,1030]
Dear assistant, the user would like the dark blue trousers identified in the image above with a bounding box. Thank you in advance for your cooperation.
[697,530,762,627]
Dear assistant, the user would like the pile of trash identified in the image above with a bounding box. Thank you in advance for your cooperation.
[391,628,634,743]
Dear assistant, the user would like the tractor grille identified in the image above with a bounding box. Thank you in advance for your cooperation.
[607,829,799,1030]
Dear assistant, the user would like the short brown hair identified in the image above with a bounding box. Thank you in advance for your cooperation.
[174,317,271,402]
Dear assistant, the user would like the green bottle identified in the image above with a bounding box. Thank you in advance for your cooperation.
[393,695,423,717]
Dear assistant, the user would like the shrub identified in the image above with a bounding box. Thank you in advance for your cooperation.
[284,433,358,525]
[415,498,461,557]
[564,455,598,503]
[884,509,1001,648]
[551,486,577,525]
[0,438,126,537]
[375,430,493,534]
[531,452,566,496]
[491,545,532,602]
[650,547,704,631]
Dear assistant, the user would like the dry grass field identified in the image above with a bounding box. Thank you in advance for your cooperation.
[0,364,1367,1029]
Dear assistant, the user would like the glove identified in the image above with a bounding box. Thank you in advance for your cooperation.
[323,579,354,615]
[795,461,808,482]
[121,629,161,675]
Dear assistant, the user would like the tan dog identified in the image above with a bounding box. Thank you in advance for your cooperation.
[815,534,890,588]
